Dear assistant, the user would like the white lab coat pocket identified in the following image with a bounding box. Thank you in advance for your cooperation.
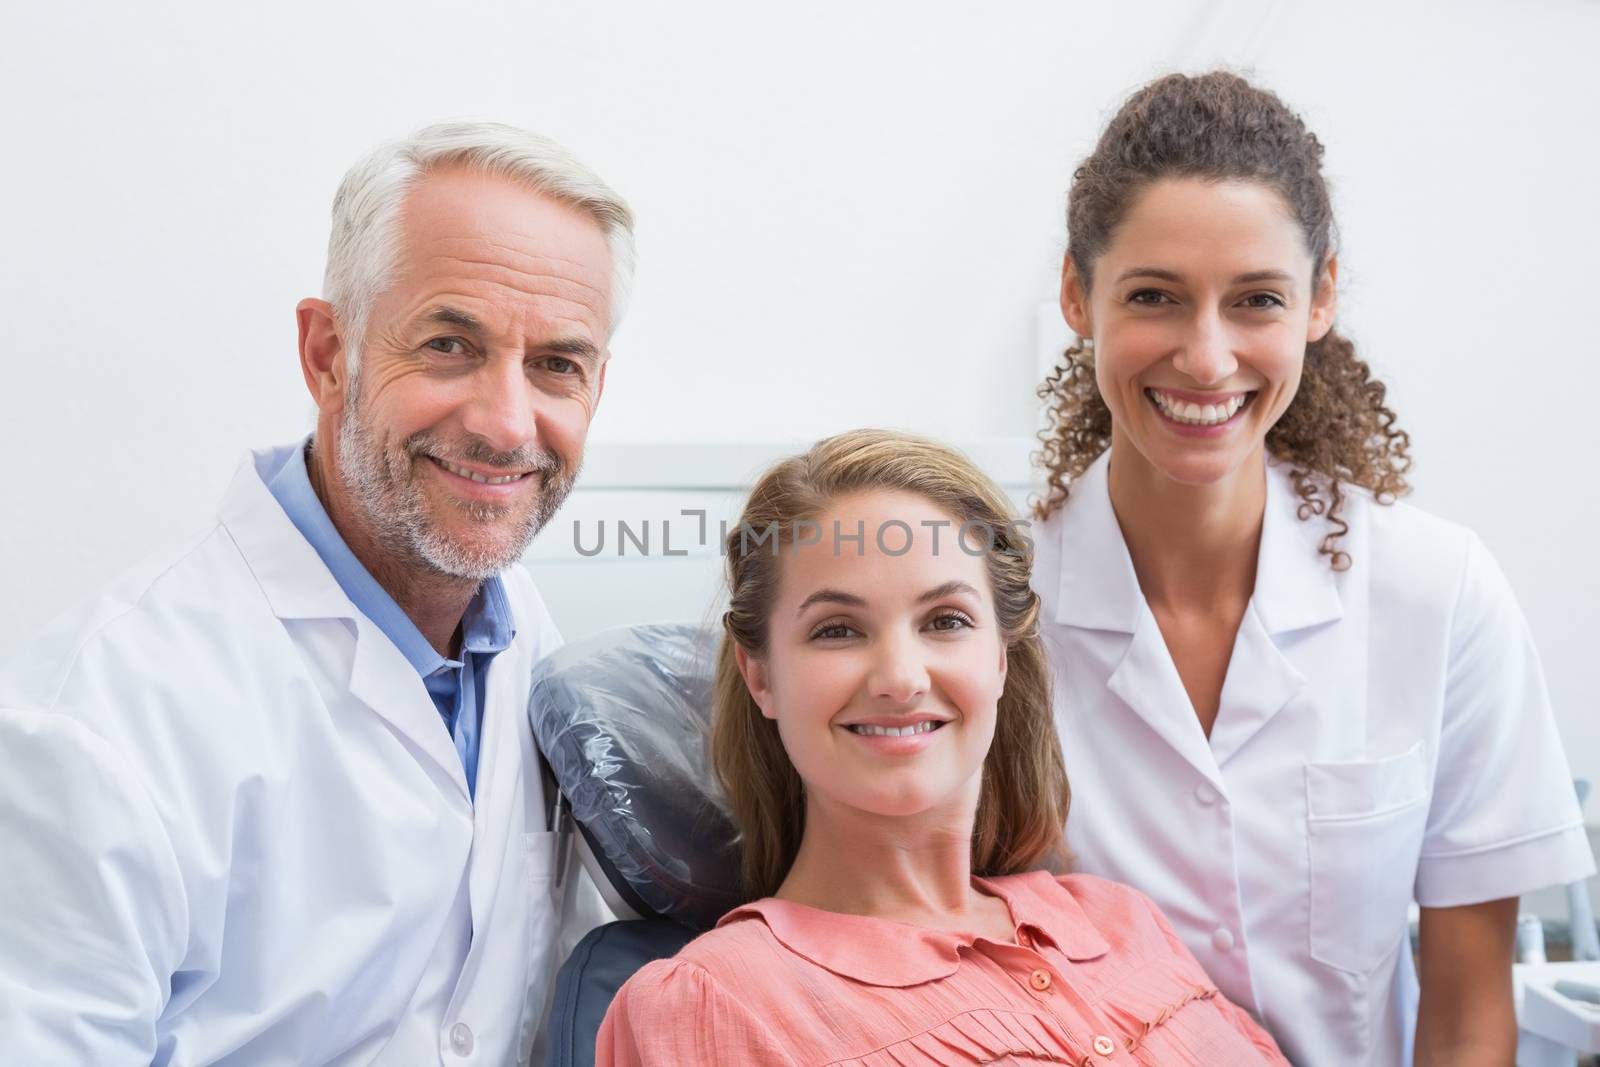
[1305,742,1430,974]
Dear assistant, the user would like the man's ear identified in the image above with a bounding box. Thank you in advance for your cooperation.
[1307,255,1338,343]
[1059,256,1093,340]
[734,644,777,720]
[297,298,350,416]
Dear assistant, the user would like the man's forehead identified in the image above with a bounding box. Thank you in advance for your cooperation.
[398,167,611,282]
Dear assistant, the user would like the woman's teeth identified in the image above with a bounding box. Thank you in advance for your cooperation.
[847,721,944,737]
[1150,390,1248,426]
[432,457,526,485]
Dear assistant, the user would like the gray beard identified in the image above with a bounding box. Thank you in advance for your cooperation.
[334,389,576,582]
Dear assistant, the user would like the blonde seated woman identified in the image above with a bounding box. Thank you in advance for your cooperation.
[598,430,1289,1066]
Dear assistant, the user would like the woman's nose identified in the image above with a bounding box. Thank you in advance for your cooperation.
[868,631,930,705]
[1171,311,1239,386]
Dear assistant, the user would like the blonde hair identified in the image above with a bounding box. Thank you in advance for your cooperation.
[712,429,1069,899]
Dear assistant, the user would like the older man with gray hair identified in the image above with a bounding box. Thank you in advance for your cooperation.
[0,123,630,1065]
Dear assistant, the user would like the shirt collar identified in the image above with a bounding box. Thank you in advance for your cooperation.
[1047,451,1143,633]
[716,870,1108,988]
[1251,458,1345,633]
[265,436,515,675]
[1049,450,1342,635]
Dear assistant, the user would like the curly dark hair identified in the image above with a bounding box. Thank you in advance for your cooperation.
[1035,71,1412,568]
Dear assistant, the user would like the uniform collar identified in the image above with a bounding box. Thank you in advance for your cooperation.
[715,870,1108,988]
[1050,451,1342,636]
[1049,452,1142,633]
[1252,458,1344,633]
[220,440,519,654]
[264,437,514,672]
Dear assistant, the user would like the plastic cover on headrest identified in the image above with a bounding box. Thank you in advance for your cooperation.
[530,623,743,931]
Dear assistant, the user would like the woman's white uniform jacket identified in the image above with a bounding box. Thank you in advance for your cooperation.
[0,444,600,1065]
[1033,451,1594,1067]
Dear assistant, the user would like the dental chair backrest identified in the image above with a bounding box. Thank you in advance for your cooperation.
[530,623,745,1067]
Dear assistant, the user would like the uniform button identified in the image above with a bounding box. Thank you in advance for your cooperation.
[1193,782,1219,806]
[1092,1034,1118,1056]
[1212,927,1235,952]
[448,1022,474,1056]
[1028,968,1052,991]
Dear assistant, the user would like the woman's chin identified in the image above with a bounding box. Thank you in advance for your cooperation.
[1128,433,1264,490]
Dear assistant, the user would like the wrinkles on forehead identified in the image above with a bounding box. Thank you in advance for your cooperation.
[377,167,615,336]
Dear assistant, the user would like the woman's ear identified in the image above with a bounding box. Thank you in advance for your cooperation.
[1307,255,1339,343]
[1060,256,1093,340]
[735,644,777,720]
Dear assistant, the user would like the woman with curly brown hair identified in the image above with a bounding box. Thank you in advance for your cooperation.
[1031,72,1593,1067]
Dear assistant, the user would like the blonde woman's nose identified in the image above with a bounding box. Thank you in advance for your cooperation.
[867,629,930,705]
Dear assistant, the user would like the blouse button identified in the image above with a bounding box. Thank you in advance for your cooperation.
[1028,968,1052,991]
[1092,1034,1117,1056]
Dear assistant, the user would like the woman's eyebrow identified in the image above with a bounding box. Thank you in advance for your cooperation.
[1115,266,1184,284]
[1114,267,1295,285]
[1232,269,1294,284]
[795,589,867,614]
[918,580,979,603]
[795,580,979,615]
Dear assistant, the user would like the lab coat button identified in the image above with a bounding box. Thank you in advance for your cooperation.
[1092,1034,1118,1055]
[1193,782,1219,806]
[1211,927,1235,952]
[1028,968,1052,991]
[448,1022,474,1056]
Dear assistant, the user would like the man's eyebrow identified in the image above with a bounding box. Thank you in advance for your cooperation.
[918,580,979,603]
[796,589,867,614]
[424,306,484,332]
[539,337,602,362]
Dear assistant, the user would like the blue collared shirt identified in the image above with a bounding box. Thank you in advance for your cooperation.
[266,438,514,798]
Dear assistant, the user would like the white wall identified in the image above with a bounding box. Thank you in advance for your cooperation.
[2,1,1595,794]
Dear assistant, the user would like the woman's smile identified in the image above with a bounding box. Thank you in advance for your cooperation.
[1145,387,1257,436]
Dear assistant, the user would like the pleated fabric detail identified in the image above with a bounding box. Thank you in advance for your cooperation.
[827,1008,1082,1066]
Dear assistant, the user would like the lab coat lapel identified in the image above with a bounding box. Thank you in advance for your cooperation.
[1207,461,1343,766]
[1106,605,1225,788]
[1055,455,1223,788]
[219,446,471,800]
[466,635,533,924]
[346,620,471,802]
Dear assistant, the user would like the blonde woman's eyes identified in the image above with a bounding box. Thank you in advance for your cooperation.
[1240,292,1286,309]
[808,621,857,641]
[927,611,975,633]
[1127,289,1173,306]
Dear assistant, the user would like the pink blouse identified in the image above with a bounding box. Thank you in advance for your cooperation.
[598,871,1288,1065]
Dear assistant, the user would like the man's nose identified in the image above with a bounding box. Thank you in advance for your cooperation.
[461,355,539,454]
[868,629,931,706]
[1171,310,1239,387]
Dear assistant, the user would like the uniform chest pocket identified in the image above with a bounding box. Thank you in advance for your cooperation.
[1305,742,1431,974]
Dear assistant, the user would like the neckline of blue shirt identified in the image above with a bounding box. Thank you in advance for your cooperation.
[265,437,515,675]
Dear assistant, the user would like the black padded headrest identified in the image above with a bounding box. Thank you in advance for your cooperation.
[530,623,744,931]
